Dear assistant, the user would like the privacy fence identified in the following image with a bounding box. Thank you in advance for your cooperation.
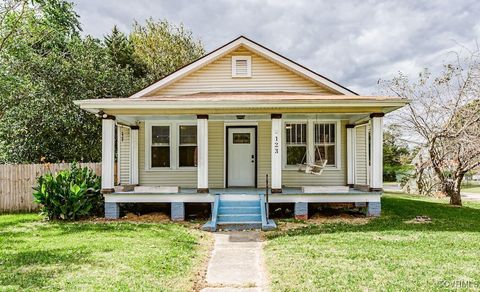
[0,163,101,212]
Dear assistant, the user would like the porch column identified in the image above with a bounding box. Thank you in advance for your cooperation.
[271,114,282,193]
[346,125,355,188]
[130,125,139,185]
[101,117,116,194]
[197,115,209,193]
[370,113,384,191]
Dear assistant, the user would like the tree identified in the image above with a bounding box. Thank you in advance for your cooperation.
[383,125,412,182]
[380,50,480,205]
[0,2,205,164]
[0,0,135,163]
[130,18,205,85]
[104,25,145,80]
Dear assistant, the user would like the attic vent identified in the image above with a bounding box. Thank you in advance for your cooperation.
[232,56,251,77]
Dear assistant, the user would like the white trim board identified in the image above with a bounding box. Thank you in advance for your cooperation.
[129,36,357,98]
[282,119,342,171]
[144,121,198,172]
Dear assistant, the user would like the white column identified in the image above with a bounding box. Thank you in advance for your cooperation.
[101,118,116,193]
[271,114,282,192]
[346,125,355,187]
[130,126,139,185]
[370,114,384,191]
[197,115,209,192]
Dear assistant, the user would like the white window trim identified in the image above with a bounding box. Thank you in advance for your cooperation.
[177,123,198,170]
[282,119,342,171]
[145,121,198,172]
[283,120,308,170]
[231,56,252,78]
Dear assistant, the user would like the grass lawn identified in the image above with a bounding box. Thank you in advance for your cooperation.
[0,215,211,291]
[264,193,480,291]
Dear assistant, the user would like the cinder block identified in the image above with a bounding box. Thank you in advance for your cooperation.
[171,202,185,221]
[105,202,120,219]
[294,202,308,220]
[355,202,367,208]
[367,202,381,217]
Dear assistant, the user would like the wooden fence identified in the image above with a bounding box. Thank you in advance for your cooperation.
[0,163,101,212]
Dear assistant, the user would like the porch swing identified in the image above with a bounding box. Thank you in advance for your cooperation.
[297,144,328,176]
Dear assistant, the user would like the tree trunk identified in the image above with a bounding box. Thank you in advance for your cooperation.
[449,191,462,206]
[444,174,464,206]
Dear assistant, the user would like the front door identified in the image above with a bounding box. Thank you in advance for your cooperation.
[227,127,256,187]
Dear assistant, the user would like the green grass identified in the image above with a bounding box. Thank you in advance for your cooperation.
[0,214,210,291]
[264,193,480,291]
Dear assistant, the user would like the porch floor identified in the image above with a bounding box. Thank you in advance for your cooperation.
[105,187,381,203]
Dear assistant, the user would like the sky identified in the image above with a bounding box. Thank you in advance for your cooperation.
[71,0,480,94]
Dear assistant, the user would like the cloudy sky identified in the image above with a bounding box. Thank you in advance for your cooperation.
[72,0,480,94]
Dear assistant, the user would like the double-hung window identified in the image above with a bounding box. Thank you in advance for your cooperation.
[151,125,170,168]
[314,123,336,166]
[285,123,307,166]
[178,125,197,167]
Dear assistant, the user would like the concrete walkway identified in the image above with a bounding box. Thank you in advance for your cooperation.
[201,232,268,292]
[462,192,480,201]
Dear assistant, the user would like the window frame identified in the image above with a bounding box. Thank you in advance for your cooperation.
[282,119,342,170]
[231,56,252,78]
[283,121,308,168]
[145,121,198,172]
[313,122,338,167]
[146,122,172,170]
[177,123,198,170]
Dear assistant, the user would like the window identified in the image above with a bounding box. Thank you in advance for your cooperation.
[179,125,197,167]
[314,123,336,166]
[151,126,170,167]
[285,123,307,166]
[233,133,251,144]
[232,56,251,77]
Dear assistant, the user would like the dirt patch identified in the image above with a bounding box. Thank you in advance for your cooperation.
[404,215,432,224]
[309,212,371,225]
[275,220,309,231]
[91,212,170,223]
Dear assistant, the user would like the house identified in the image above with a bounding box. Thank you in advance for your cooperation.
[74,36,408,230]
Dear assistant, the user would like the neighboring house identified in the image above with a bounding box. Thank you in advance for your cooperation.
[75,36,408,230]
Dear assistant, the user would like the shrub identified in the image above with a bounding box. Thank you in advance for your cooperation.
[33,163,102,220]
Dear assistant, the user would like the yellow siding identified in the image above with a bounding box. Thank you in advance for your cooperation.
[208,121,224,188]
[148,46,336,96]
[135,120,352,189]
[119,127,130,185]
[138,122,197,187]
[257,121,272,188]
[355,125,368,185]
[282,121,348,186]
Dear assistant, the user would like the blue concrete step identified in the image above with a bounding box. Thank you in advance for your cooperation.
[218,206,261,215]
[219,200,260,208]
[217,214,262,222]
[201,195,277,232]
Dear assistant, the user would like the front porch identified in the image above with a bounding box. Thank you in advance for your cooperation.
[74,94,408,228]
[103,187,382,223]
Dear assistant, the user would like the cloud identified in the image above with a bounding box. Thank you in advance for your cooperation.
[71,0,480,94]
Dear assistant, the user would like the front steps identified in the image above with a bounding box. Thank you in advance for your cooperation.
[202,194,276,231]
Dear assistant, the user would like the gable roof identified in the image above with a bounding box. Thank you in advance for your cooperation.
[130,36,358,98]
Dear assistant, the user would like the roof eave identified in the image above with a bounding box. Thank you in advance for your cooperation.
[74,98,409,113]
